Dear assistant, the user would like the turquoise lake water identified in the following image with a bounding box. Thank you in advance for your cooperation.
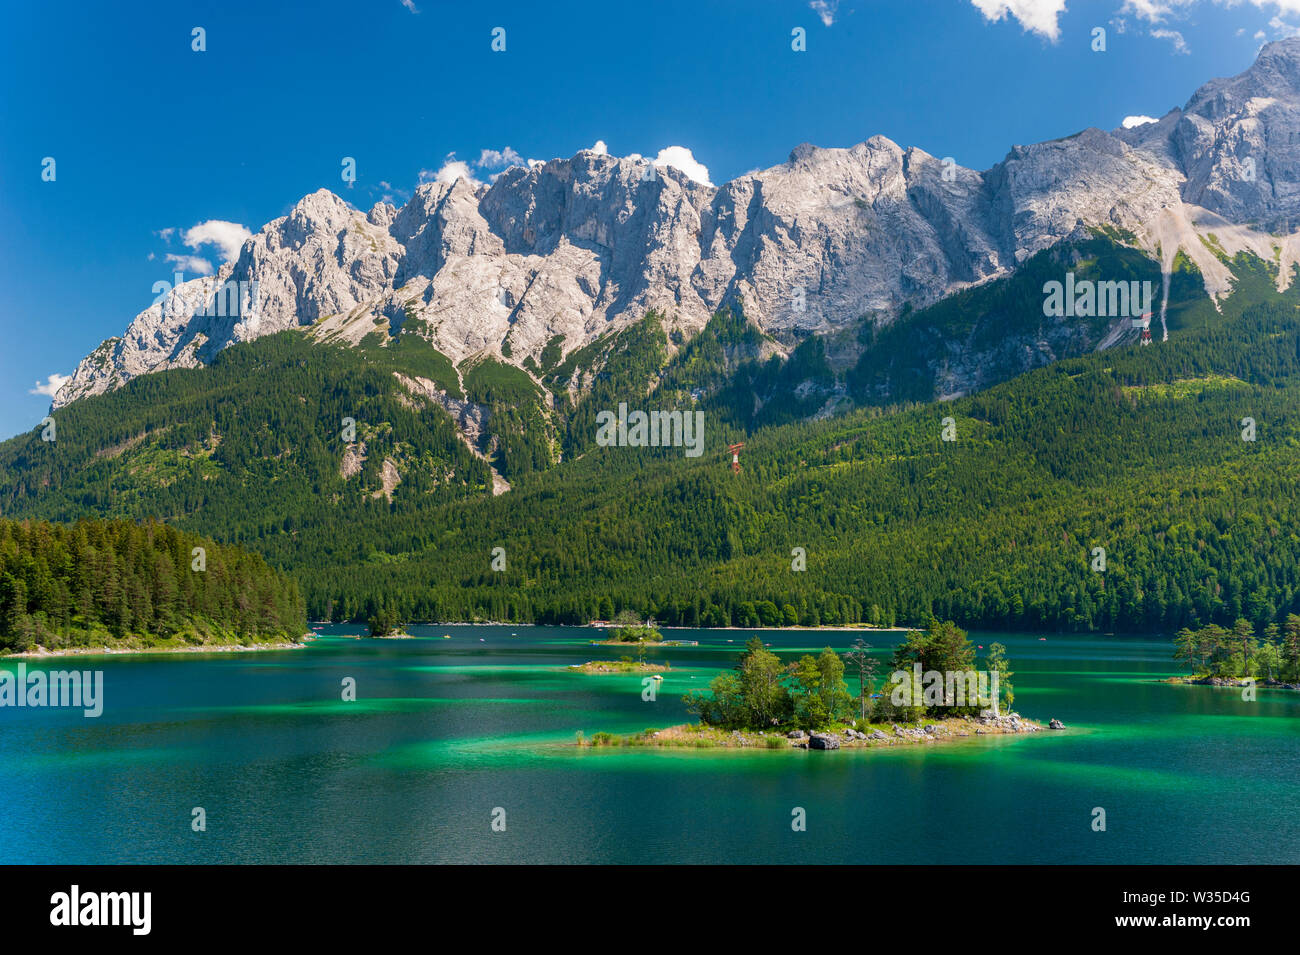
[1,626,1296,864]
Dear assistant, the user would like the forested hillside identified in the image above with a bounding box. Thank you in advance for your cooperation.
[4,244,1300,636]
[270,293,1300,633]
[0,519,305,652]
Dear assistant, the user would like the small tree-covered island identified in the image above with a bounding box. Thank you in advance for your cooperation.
[581,621,1062,750]
[1170,617,1300,689]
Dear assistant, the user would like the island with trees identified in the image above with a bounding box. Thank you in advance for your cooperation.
[591,610,698,649]
[602,610,663,644]
[1171,617,1300,688]
[580,621,1057,749]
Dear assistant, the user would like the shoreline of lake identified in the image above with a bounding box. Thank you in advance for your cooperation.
[2,636,312,660]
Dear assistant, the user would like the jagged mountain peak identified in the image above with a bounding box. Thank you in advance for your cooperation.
[51,43,1300,412]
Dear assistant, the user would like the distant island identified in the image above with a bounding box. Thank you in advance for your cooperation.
[0,518,306,655]
[570,659,670,674]
[601,612,663,644]
[580,621,1059,750]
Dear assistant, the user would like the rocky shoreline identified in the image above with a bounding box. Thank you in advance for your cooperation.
[788,712,1060,749]
[1169,675,1300,690]
[583,712,1065,750]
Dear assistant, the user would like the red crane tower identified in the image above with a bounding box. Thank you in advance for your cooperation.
[1132,311,1152,346]
[727,443,744,474]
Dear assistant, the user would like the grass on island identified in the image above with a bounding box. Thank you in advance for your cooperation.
[570,659,671,674]
[578,715,1036,750]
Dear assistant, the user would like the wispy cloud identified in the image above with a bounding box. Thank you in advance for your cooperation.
[399,0,419,13]
[1120,0,1300,45]
[1150,27,1190,52]
[164,253,215,276]
[810,0,840,27]
[1270,15,1300,36]
[974,0,1300,45]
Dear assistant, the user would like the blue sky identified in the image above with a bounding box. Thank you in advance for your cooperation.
[1,0,1297,439]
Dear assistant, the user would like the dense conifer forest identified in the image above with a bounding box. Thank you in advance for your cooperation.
[0,518,305,651]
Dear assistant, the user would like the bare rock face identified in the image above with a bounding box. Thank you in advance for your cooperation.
[1169,39,1300,229]
[53,39,1300,410]
[59,189,403,406]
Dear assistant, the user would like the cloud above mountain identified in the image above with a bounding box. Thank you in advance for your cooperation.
[182,221,252,263]
[153,219,252,276]
[30,373,69,398]
[422,156,476,185]
[164,254,216,276]
[971,0,1300,42]
[652,146,713,186]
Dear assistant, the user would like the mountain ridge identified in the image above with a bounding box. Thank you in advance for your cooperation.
[52,38,1300,421]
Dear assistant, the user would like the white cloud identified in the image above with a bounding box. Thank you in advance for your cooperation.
[1115,1,1300,51]
[1119,0,1188,20]
[969,0,1069,41]
[974,0,1300,42]
[810,0,839,27]
[30,373,70,398]
[476,147,524,169]
[165,253,215,276]
[1122,114,1160,127]
[400,0,419,12]
[421,155,478,186]
[1151,27,1190,52]
[182,220,251,263]
[653,146,713,186]
[1270,15,1300,36]
[1120,0,1300,33]
[437,161,475,184]
[589,140,609,155]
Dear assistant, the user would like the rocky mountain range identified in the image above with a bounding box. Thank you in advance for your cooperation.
[54,38,1300,411]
